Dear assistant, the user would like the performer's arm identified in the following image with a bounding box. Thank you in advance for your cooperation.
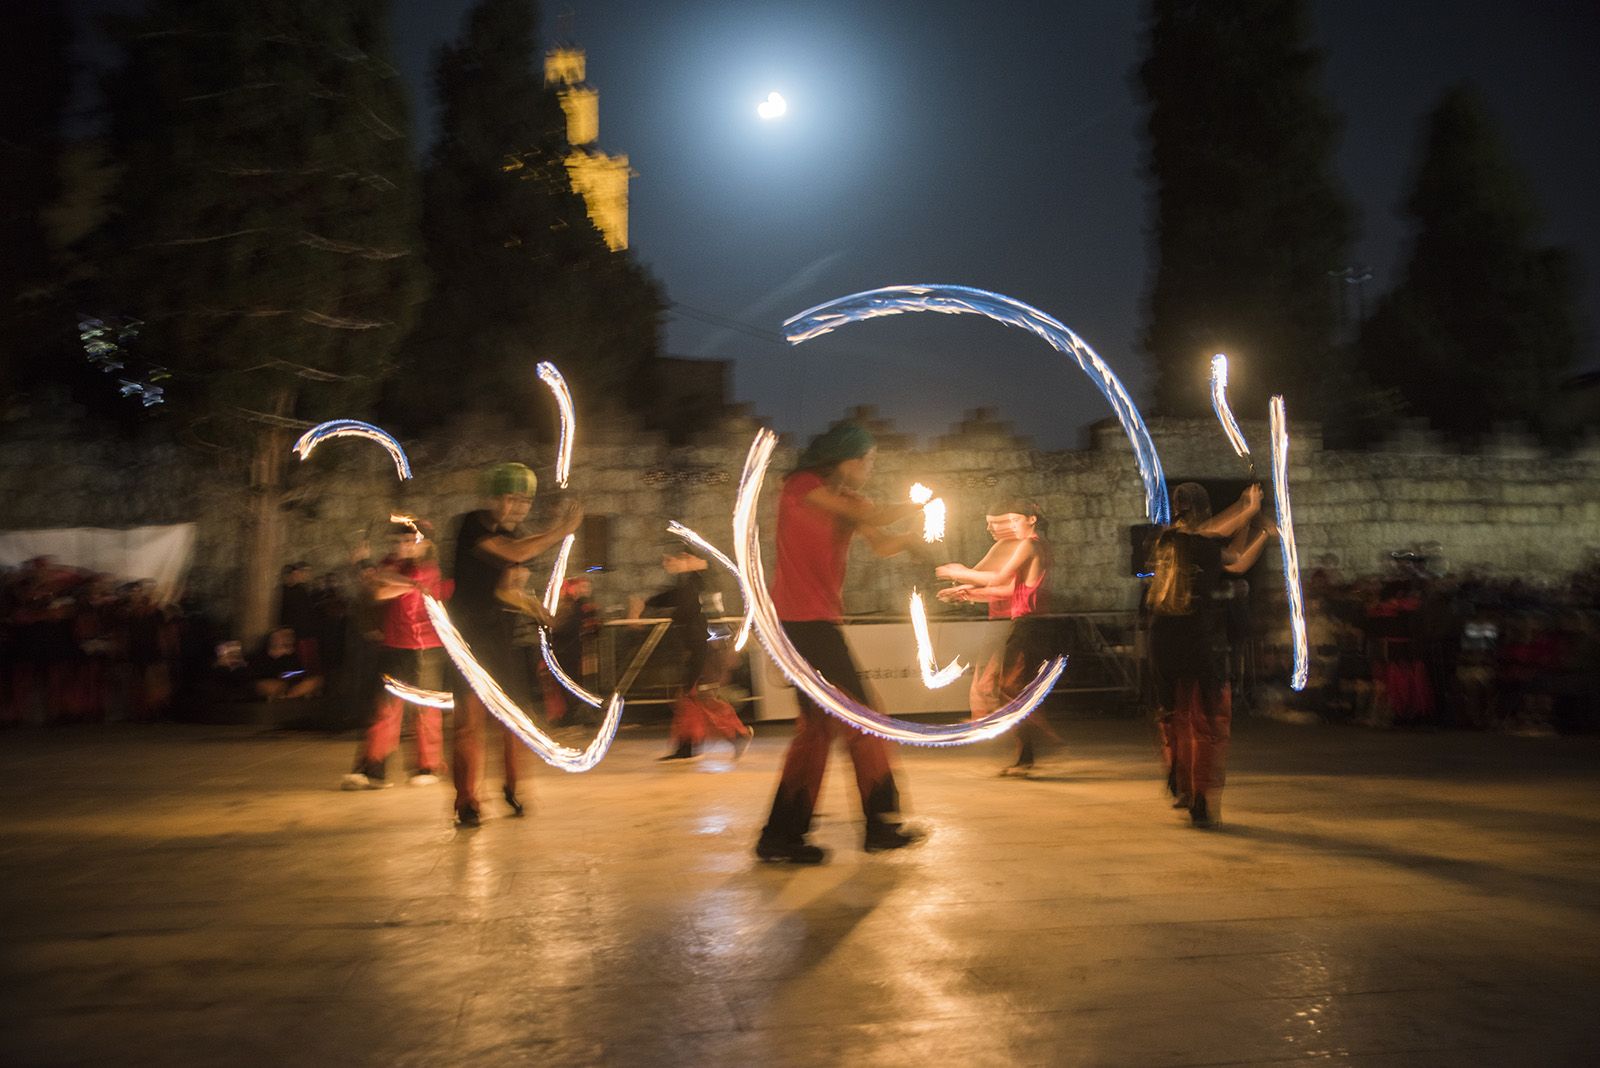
[936,539,1035,587]
[477,500,585,564]
[1198,484,1262,540]
[801,484,922,529]
[857,526,921,558]
[939,580,1015,604]
[1222,524,1272,574]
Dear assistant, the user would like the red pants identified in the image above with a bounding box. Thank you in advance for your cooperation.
[670,688,748,747]
[1164,680,1231,805]
[761,622,900,841]
[361,694,443,774]
[451,691,521,814]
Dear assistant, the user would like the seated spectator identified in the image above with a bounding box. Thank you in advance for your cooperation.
[251,626,322,699]
[209,640,255,702]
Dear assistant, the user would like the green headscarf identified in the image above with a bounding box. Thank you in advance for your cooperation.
[794,422,875,473]
[483,462,538,498]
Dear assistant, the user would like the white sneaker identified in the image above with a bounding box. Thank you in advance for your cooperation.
[409,772,440,786]
[341,772,370,791]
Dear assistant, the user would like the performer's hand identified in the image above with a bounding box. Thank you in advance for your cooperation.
[934,563,962,581]
[555,498,585,532]
[1243,483,1263,512]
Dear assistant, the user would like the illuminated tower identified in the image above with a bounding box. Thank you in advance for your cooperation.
[544,44,631,251]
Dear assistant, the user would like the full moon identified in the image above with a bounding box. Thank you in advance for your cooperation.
[757,91,787,121]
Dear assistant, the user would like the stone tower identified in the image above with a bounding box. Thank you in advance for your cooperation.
[544,44,631,251]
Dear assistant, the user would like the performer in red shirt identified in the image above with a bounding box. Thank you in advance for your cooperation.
[343,523,453,790]
[756,422,928,864]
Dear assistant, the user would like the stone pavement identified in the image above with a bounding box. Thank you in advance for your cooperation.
[1,716,1597,1067]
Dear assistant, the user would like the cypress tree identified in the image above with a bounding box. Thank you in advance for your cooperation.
[93,0,426,637]
[1359,84,1583,440]
[0,1,74,395]
[1139,0,1357,419]
[385,0,663,432]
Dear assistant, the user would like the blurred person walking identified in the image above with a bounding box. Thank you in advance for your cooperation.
[754,423,927,864]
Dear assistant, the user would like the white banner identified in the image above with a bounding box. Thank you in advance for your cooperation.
[749,618,1013,720]
[0,523,197,603]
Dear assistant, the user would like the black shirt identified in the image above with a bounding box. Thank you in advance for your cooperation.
[450,510,513,621]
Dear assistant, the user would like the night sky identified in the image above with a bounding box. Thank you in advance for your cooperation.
[83,1,1600,447]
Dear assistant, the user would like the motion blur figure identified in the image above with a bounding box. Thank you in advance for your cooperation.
[1146,483,1272,827]
[755,422,927,864]
[447,463,582,828]
[638,550,752,763]
[343,522,451,791]
[937,499,1063,775]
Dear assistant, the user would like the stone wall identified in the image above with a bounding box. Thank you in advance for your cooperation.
[4,399,1598,631]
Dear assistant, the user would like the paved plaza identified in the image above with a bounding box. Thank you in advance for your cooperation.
[1,715,1597,1066]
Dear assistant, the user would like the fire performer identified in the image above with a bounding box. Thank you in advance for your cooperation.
[637,549,753,763]
[1145,482,1272,827]
[343,521,451,789]
[755,422,928,864]
[448,463,583,827]
[936,499,1062,775]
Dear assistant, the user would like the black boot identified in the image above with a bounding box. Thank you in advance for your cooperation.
[755,836,827,864]
[503,785,525,817]
[864,821,928,853]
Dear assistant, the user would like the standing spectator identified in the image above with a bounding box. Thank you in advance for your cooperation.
[277,563,319,674]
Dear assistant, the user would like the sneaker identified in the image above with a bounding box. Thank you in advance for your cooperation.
[408,772,440,786]
[366,777,395,790]
[1190,795,1217,828]
[341,772,370,791]
[864,822,928,853]
[503,785,525,818]
[730,730,753,761]
[656,744,699,763]
[455,805,480,828]
[999,762,1034,778]
[1172,794,1192,810]
[755,836,828,864]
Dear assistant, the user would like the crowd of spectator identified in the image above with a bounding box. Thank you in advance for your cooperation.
[1263,551,1600,734]
[0,555,367,726]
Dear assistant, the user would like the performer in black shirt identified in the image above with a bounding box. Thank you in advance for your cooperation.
[1147,482,1272,827]
[448,463,582,828]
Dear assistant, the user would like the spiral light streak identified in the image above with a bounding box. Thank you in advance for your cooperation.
[784,285,1169,524]
[666,521,755,652]
[538,533,604,708]
[1208,354,1253,463]
[909,589,968,689]
[1269,397,1309,692]
[382,675,454,709]
[424,593,623,772]
[536,361,575,489]
[293,420,413,480]
[734,428,1066,746]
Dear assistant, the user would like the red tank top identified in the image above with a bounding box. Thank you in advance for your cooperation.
[1008,539,1049,619]
[770,470,854,622]
[382,559,452,650]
